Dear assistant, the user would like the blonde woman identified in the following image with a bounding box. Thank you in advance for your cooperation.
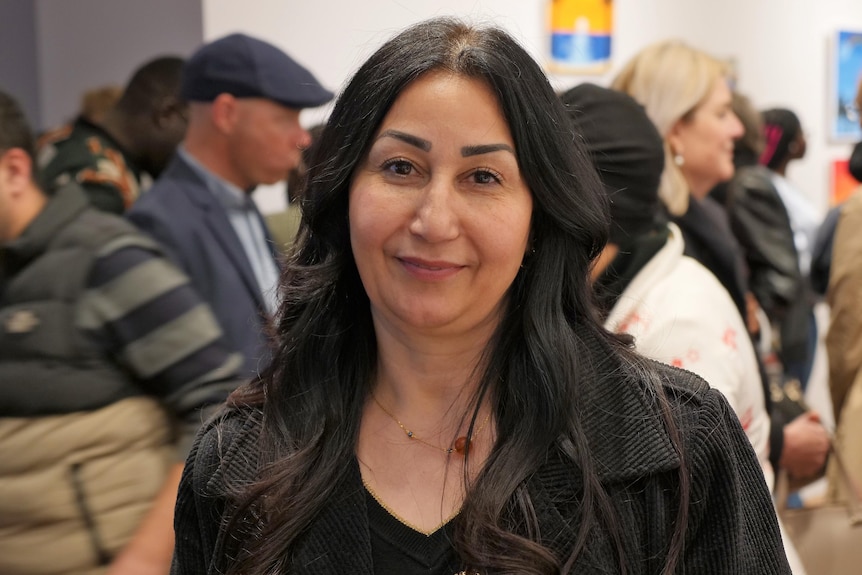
[612,42,750,313]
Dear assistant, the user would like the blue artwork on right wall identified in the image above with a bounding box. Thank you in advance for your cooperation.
[833,30,862,142]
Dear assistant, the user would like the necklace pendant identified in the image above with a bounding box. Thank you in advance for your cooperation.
[453,436,469,454]
[406,430,414,438]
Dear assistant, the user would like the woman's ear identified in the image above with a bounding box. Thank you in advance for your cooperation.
[666,121,685,159]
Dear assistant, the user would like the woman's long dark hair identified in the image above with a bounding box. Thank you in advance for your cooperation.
[224,18,689,574]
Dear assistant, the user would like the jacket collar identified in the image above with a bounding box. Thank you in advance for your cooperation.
[162,154,269,309]
[566,326,683,483]
[4,183,90,264]
[162,152,231,213]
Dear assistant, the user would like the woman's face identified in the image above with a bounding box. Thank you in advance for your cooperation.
[668,79,743,198]
[349,71,533,339]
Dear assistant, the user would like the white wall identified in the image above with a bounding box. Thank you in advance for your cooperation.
[203,0,862,215]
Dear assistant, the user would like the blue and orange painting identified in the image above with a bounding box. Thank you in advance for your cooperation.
[834,30,862,142]
[549,0,613,74]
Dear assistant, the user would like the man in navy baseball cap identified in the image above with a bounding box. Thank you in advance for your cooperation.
[129,33,333,379]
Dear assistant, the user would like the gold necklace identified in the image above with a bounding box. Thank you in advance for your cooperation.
[372,394,492,455]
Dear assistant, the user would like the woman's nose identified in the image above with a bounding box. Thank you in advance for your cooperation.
[408,180,460,242]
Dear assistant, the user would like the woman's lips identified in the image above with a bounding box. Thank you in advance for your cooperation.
[397,256,464,281]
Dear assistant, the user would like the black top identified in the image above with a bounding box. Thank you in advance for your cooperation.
[171,329,791,574]
[365,487,461,575]
[672,195,749,318]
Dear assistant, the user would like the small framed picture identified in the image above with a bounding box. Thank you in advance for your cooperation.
[547,0,614,75]
[830,30,862,143]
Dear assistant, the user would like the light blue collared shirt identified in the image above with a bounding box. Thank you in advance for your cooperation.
[177,146,280,315]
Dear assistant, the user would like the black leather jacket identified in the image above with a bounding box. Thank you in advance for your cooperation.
[726,165,811,364]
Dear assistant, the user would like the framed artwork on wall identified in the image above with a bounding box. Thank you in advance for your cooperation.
[830,30,862,143]
[547,0,614,75]
[831,159,858,206]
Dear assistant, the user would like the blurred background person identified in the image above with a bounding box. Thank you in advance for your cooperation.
[0,89,243,575]
[719,95,811,391]
[826,77,862,503]
[266,122,325,253]
[759,108,821,389]
[810,78,862,297]
[718,95,824,508]
[612,40,750,323]
[78,84,123,126]
[612,41,829,493]
[128,34,333,379]
[709,92,763,206]
[852,78,862,186]
[563,82,806,574]
[38,56,187,214]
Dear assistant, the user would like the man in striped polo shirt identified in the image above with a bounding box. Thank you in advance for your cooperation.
[0,90,244,574]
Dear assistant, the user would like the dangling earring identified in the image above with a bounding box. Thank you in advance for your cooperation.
[674,153,685,167]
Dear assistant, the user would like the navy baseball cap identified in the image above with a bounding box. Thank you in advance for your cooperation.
[181,33,333,109]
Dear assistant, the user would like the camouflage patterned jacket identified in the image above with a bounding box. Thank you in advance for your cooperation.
[38,117,141,214]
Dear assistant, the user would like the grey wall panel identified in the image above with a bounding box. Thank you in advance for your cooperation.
[0,0,41,129]
[36,0,203,130]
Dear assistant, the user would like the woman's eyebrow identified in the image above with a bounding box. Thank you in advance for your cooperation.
[461,143,515,157]
[375,131,514,158]
[376,130,431,151]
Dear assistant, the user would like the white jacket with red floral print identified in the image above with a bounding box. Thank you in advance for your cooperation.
[604,223,772,487]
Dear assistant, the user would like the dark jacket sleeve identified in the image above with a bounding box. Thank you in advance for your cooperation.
[172,408,262,575]
[726,167,801,322]
[86,245,245,460]
[171,431,209,575]
[682,388,791,573]
[172,415,230,575]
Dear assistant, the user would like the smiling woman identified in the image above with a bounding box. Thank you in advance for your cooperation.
[171,17,791,575]
[349,71,532,337]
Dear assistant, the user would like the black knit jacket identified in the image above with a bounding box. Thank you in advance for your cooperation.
[172,339,791,574]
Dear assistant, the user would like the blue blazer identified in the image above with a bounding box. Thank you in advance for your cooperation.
[127,154,277,379]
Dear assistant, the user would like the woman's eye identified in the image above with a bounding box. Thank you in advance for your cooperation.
[473,170,500,184]
[383,159,414,176]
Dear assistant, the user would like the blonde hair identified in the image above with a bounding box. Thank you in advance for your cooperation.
[612,41,729,215]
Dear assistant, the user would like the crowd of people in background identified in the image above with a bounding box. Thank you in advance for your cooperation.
[2,15,861,575]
